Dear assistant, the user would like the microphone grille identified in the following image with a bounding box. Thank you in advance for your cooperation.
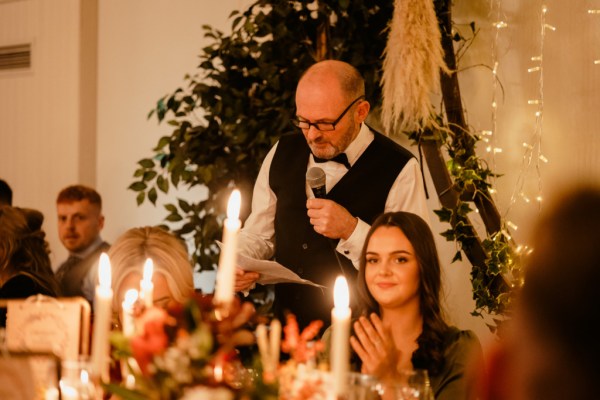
[306,167,326,188]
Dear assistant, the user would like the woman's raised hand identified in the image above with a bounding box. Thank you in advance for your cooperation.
[350,313,399,381]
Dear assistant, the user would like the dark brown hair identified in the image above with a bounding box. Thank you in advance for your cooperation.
[56,184,102,207]
[356,211,449,374]
[0,205,60,296]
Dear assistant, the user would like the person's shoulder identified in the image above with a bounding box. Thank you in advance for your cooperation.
[367,125,414,159]
[443,326,483,362]
[444,326,481,346]
[0,273,47,298]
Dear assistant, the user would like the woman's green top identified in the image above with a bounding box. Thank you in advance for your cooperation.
[320,325,482,399]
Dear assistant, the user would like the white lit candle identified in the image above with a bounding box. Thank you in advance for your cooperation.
[269,319,281,373]
[214,189,241,304]
[331,276,351,398]
[140,258,154,308]
[121,289,138,337]
[91,253,113,383]
[256,323,269,369]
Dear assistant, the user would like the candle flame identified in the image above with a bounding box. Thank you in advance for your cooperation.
[99,253,111,289]
[123,289,139,308]
[334,276,349,309]
[143,258,154,284]
[227,189,241,220]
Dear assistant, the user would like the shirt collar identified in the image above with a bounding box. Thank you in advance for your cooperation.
[343,123,374,167]
[71,236,103,259]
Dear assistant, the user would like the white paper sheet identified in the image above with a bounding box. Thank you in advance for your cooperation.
[236,252,324,287]
[216,241,324,287]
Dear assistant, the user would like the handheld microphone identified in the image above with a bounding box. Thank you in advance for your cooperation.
[306,166,348,279]
[306,167,327,198]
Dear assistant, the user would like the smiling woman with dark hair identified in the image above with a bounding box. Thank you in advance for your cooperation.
[349,211,481,399]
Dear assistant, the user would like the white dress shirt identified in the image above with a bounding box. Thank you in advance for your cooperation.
[237,123,430,269]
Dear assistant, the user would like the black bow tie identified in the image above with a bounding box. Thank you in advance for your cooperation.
[313,153,351,169]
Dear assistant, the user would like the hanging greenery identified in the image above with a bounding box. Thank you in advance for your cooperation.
[129,0,520,327]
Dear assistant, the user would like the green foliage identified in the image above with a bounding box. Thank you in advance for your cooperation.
[130,0,519,325]
[432,130,520,320]
[129,0,394,270]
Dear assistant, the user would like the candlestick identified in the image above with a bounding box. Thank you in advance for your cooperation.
[331,276,351,398]
[122,289,138,337]
[214,189,241,305]
[91,253,113,383]
[140,258,154,308]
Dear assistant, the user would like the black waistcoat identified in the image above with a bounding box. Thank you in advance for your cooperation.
[269,127,414,329]
[60,241,110,300]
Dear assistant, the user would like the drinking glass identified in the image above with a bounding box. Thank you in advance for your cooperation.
[59,358,97,400]
[346,372,381,400]
[380,369,433,400]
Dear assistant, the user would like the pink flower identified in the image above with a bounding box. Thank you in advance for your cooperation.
[131,307,170,375]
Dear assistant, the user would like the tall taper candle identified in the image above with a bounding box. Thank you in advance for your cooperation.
[91,253,113,383]
[140,258,154,308]
[214,189,241,304]
[269,319,281,373]
[122,289,138,337]
[331,276,351,398]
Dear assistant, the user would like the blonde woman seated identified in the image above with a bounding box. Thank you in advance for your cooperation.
[348,212,481,399]
[109,226,255,351]
[109,226,195,317]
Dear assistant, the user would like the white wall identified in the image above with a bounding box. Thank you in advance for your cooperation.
[97,0,247,246]
[2,0,600,349]
[0,0,83,267]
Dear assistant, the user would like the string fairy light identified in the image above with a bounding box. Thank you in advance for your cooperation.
[506,4,554,222]
[485,0,508,188]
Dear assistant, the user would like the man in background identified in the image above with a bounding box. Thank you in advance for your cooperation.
[55,185,110,304]
[0,179,12,206]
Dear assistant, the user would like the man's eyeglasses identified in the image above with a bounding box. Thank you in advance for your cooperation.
[291,95,365,132]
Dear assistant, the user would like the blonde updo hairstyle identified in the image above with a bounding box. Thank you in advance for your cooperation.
[108,226,194,312]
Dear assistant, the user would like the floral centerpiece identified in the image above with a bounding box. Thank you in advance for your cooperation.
[106,293,255,400]
[277,315,327,400]
[106,293,330,400]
